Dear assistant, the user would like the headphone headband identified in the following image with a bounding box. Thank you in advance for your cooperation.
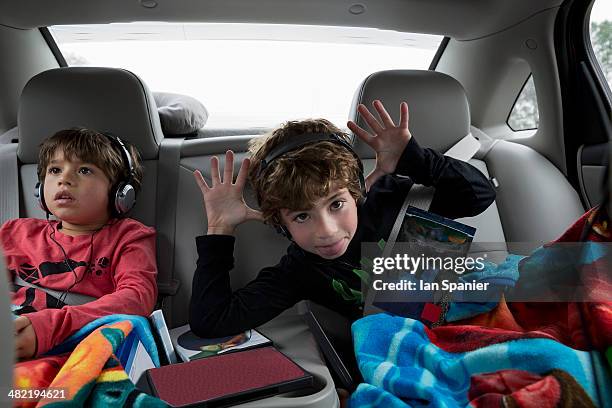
[257,132,363,180]
[102,132,136,184]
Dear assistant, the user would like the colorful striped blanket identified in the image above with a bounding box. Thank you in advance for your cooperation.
[350,207,611,407]
[13,315,168,407]
[351,314,610,407]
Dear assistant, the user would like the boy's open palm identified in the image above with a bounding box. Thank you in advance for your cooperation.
[194,150,262,235]
[347,100,412,190]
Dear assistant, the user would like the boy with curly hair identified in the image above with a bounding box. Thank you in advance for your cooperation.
[190,100,495,336]
[1,128,158,359]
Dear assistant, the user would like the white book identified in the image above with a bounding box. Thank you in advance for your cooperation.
[169,324,272,363]
[124,339,155,384]
[122,310,178,383]
[149,309,178,365]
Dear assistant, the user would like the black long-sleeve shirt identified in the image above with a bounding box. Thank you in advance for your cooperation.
[189,137,496,337]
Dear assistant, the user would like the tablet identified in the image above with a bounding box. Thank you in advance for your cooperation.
[302,306,356,391]
[146,346,313,407]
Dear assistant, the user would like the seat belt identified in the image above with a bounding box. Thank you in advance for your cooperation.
[0,143,19,225]
[155,138,185,312]
[13,274,96,306]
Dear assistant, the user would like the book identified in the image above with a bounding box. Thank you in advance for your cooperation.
[119,310,178,384]
[121,334,156,384]
[148,309,178,365]
[169,324,272,362]
[372,206,476,325]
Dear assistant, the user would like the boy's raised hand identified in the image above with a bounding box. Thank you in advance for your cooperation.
[347,100,412,190]
[194,150,263,235]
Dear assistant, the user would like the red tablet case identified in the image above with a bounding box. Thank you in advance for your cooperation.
[146,346,313,407]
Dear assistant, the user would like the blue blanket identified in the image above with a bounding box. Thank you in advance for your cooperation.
[350,314,611,407]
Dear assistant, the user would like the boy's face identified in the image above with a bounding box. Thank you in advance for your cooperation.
[280,186,358,259]
[43,150,112,226]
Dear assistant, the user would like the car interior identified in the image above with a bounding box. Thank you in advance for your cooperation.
[0,0,610,406]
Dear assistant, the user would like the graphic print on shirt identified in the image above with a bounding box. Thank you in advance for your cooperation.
[11,255,111,311]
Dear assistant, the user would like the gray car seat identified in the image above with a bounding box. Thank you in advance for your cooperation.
[349,69,584,255]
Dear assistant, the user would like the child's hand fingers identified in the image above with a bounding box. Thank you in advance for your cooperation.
[348,121,379,150]
[373,100,395,128]
[234,158,250,189]
[357,104,384,134]
[210,156,221,186]
[193,170,210,194]
[347,121,371,140]
[223,150,234,184]
[399,102,410,129]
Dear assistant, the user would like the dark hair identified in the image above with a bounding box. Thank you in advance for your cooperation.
[37,127,144,192]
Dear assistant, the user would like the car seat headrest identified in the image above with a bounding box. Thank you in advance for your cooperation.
[349,70,471,158]
[18,67,164,163]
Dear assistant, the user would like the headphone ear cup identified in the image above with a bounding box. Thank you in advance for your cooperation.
[113,182,136,215]
[34,182,50,214]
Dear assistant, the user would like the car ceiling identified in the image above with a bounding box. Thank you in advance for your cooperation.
[1,0,564,40]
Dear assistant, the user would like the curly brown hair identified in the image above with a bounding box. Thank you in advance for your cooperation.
[248,119,362,227]
[37,127,144,193]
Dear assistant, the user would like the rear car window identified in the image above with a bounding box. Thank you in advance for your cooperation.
[589,0,612,93]
[508,75,539,131]
[49,23,443,128]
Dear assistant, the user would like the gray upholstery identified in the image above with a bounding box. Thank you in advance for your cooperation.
[18,67,163,163]
[484,140,584,252]
[579,165,606,208]
[173,136,283,325]
[349,69,508,258]
[348,68,584,258]
[349,70,471,157]
[0,126,18,144]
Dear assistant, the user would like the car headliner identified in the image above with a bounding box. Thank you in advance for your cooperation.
[1,0,564,40]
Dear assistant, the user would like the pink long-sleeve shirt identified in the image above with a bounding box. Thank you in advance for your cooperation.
[0,217,158,356]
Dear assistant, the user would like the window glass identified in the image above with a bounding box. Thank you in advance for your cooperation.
[49,23,443,128]
[508,75,539,131]
[590,0,612,92]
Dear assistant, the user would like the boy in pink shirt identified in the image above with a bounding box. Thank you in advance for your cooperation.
[1,128,158,359]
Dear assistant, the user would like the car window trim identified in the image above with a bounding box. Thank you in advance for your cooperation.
[40,27,67,67]
[428,36,450,71]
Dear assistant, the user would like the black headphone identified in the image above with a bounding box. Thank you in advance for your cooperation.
[35,132,137,217]
[255,132,365,238]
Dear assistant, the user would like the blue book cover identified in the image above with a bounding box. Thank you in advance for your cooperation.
[373,206,476,326]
